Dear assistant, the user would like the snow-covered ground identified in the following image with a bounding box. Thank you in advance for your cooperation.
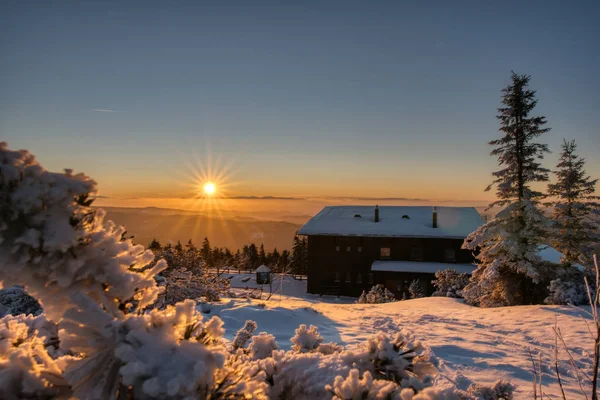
[209,273,594,398]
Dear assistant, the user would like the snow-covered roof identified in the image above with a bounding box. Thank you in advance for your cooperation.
[298,206,484,239]
[255,265,271,273]
[371,260,477,275]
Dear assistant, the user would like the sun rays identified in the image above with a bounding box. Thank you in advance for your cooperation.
[167,149,243,248]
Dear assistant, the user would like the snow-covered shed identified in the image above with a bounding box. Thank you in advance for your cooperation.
[298,205,484,298]
[255,265,272,284]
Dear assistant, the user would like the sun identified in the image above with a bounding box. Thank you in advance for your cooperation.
[203,182,216,196]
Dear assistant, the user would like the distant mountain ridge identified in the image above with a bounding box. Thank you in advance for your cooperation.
[97,206,304,251]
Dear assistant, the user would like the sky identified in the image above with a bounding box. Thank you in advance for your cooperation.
[1,0,599,208]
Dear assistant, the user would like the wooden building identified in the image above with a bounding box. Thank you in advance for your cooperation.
[298,205,484,298]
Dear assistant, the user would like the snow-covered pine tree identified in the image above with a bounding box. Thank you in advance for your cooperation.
[408,279,426,299]
[547,139,599,268]
[463,72,552,307]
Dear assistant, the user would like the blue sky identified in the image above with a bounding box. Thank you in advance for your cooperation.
[1,0,598,202]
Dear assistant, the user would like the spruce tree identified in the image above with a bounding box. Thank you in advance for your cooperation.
[247,243,259,270]
[463,72,552,307]
[259,243,267,265]
[279,249,290,273]
[270,248,280,269]
[234,249,243,273]
[174,240,183,252]
[290,235,308,275]
[200,237,212,267]
[547,139,599,267]
[185,238,196,253]
[148,238,162,251]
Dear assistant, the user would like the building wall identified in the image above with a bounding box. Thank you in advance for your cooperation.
[306,235,474,297]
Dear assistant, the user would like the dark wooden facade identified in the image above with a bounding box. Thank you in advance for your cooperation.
[306,235,475,298]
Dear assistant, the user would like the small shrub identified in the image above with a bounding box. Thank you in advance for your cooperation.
[432,269,470,298]
[409,279,426,299]
[357,285,396,304]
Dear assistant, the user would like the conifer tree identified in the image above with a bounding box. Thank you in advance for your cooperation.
[148,238,162,251]
[234,249,243,273]
[246,243,260,270]
[201,237,212,267]
[259,243,267,265]
[290,235,308,275]
[223,248,234,268]
[463,72,552,307]
[270,248,280,269]
[279,249,290,273]
[174,240,183,252]
[547,139,599,267]
[186,238,196,253]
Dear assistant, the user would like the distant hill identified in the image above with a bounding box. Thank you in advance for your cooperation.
[98,207,303,251]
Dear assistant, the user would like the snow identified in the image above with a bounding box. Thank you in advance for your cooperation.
[298,206,484,238]
[255,265,271,273]
[371,260,476,275]
[210,293,593,399]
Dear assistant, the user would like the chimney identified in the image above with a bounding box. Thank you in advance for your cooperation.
[432,207,438,228]
[374,205,380,223]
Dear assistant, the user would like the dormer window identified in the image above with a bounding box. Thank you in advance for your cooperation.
[380,247,391,259]
[354,214,362,218]
[401,215,410,219]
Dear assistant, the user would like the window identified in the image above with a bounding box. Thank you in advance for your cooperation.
[357,246,362,252]
[410,247,423,261]
[346,246,351,252]
[336,246,340,252]
[345,272,351,283]
[380,247,391,258]
[334,272,340,282]
[357,273,363,283]
[368,273,374,284]
[444,248,456,262]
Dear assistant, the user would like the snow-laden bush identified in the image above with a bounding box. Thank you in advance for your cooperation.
[357,284,397,304]
[465,380,515,399]
[232,319,258,351]
[291,324,323,353]
[0,314,69,400]
[409,279,426,299]
[545,277,590,306]
[432,269,470,298]
[0,142,513,399]
[248,332,279,360]
[0,286,42,317]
